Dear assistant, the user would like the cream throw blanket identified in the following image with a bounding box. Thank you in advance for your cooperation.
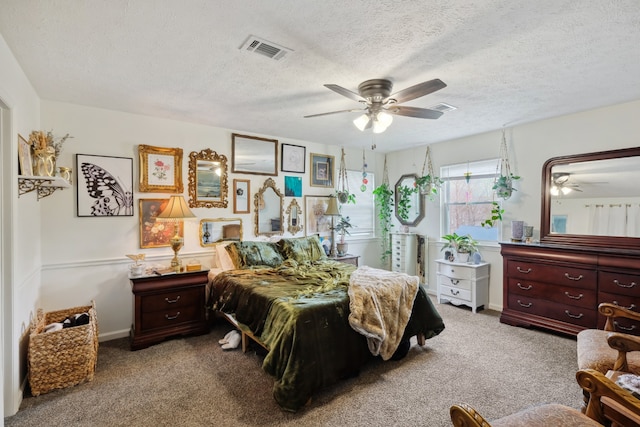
[348,266,419,361]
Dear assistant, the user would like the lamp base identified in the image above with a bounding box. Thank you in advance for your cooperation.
[169,234,184,271]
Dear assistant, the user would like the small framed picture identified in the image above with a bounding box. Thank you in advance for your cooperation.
[304,195,332,238]
[284,176,302,197]
[18,134,33,176]
[76,154,134,217]
[139,198,184,248]
[138,145,183,193]
[281,143,305,173]
[310,153,334,188]
[233,179,250,214]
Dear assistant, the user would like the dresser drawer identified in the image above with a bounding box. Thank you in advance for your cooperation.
[141,287,201,313]
[141,305,202,330]
[598,271,640,297]
[508,294,596,328]
[439,285,472,303]
[506,260,596,289]
[507,278,596,309]
[437,263,484,280]
[438,275,472,291]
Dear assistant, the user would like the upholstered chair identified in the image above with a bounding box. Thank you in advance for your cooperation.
[577,303,640,377]
[449,369,640,427]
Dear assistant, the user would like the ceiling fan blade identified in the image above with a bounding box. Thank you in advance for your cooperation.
[387,106,444,119]
[386,79,447,104]
[304,109,362,118]
[324,84,367,102]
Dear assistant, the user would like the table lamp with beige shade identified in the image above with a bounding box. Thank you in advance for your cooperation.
[155,195,196,270]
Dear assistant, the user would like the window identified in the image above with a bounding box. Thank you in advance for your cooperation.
[339,170,375,238]
[441,159,501,241]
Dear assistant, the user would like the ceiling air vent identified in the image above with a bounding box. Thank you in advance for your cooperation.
[430,103,457,113]
[240,35,293,61]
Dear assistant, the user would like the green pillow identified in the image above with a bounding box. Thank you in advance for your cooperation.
[278,236,327,263]
[225,241,284,268]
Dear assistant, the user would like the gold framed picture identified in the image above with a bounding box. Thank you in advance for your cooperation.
[233,179,250,214]
[138,145,183,193]
[139,198,184,248]
[310,153,334,188]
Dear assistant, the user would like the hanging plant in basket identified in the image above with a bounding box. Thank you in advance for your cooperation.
[336,147,356,204]
[416,146,443,200]
[373,155,394,264]
[494,129,520,200]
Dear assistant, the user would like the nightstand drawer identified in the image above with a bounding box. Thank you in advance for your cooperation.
[438,275,472,291]
[141,288,201,313]
[141,305,201,330]
[439,285,471,302]
[438,264,477,280]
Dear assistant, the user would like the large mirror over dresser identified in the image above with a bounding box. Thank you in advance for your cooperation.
[500,146,640,336]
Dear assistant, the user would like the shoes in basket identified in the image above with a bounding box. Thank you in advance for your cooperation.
[221,330,241,350]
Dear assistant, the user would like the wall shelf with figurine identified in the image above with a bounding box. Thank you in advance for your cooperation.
[18,175,71,200]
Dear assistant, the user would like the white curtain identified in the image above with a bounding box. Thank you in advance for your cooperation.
[588,204,640,237]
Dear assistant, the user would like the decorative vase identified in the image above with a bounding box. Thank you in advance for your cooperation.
[456,252,470,263]
[511,220,524,241]
[336,242,348,256]
[33,147,56,177]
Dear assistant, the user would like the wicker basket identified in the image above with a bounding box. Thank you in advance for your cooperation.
[28,301,99,396]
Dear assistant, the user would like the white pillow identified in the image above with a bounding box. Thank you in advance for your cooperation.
[215,242,236,270]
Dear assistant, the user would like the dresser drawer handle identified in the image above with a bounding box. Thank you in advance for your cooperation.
[165,312,181,320]
[613,321,637,332]
[450,289,460,296]
[613,279,637,289]
[516,267,532,274]
[612,301,636,310]
[516,283,532,290]
[165,296,181,304]
[564,310,584,319]
[564,273,583,281]
[450,279,460,286]
[517,300,532,308]
[564,292,584,300]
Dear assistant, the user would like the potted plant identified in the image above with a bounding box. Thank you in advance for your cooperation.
[373,182,394,263]
[336,189,356,205]
[396,184,417,225]
[333,216,353,256]
[415,174,444,199]
[493,173,520,200]
[441,233,479,263]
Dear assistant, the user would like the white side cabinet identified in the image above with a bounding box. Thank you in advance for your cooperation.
[436,259,489,313]
[390,233,417,276]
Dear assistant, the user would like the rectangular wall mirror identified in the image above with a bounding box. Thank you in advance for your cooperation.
[231,133,278,176]
[199,217,243,246]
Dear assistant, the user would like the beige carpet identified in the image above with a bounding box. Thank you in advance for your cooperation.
[5,298,580,427]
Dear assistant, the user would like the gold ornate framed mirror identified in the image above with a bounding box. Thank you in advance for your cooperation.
[254,178,284,236]
[199,217,243,247]
[188,149,228,208]
[286,198,303,235]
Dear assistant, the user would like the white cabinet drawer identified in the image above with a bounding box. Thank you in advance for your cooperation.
[438,263,475,280]
[438,275,472,291]
[439,285,472,302]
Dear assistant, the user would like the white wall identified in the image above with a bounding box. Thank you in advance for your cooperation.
[387,99,640,310]
[0,33,42,417]
[39,100,385,340]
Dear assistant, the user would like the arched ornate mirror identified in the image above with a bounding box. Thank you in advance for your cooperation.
[394,173,424,226]
[254,178,284,236]
[188,149,228,208]
[286,198,303,235]
[541,146,640,250]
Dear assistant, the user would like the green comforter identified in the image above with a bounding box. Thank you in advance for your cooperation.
[209,259,444,411]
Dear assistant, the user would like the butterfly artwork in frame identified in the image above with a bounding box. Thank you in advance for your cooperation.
[76,154,134,217]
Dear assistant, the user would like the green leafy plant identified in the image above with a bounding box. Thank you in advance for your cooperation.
[336,190,356,205]
[493,173,521,200]
[373,182,394,263]
[441,233,479,254]
[415,174,444,199]
[396,185,418,222]
[481,201,504,228]
[332,216,353,244]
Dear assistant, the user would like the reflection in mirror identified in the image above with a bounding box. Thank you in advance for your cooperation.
[199,218,243,247]
[286,198,303,235]
[394,173,424,226]
[541,146,640,249]
[188,149,228,208]
[254,178,284,236]
[232,133,278,176]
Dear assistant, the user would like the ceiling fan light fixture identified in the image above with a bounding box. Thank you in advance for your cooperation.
[377,111,393,128]
[550,185,559,196]
[561,186,572,195]
[353,114,370,131]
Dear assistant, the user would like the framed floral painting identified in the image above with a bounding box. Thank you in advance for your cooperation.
[139,198,184,248]
[138,145,183,193]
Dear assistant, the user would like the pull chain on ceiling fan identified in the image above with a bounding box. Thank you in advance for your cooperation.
[304,78,447,133]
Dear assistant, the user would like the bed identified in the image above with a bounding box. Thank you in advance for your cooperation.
[208,236,445,411]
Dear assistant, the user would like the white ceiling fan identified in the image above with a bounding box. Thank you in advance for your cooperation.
[304,78,447,133]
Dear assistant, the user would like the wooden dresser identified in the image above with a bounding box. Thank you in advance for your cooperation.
[130,269,209,350]
[500,242,640,336]
[391,233,417,276]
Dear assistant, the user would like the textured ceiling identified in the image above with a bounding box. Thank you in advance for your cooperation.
[1,1,639,152]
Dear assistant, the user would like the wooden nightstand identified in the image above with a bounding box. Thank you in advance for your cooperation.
[130,269,209,350]
[328,254,360,266]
